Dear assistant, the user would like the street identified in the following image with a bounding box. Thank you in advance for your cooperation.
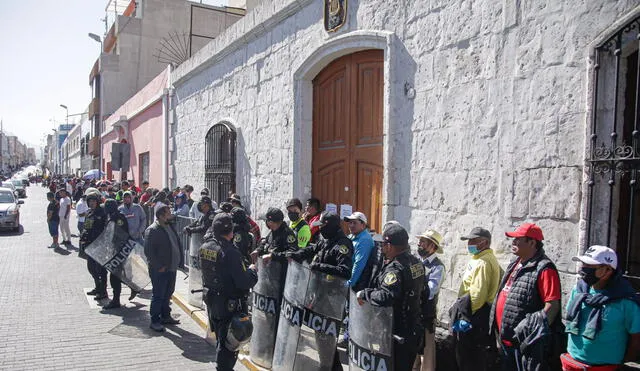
[0,185,225,370]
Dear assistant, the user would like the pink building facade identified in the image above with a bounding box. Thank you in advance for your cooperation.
[101,67,169,188]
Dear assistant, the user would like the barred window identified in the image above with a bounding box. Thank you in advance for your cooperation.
[587,16,640,287]
[204,123,236,205]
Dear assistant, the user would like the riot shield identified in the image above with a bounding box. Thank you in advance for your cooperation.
[272,261,348,371]
[188,232,204,308]
[348,290,394,371]
[84,221,151,292]
[249,258,284,368]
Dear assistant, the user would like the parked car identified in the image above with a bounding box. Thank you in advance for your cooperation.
[11,180,26,198]
[0,187,22,232]
[21,179,29,187]
[2,181,17,197]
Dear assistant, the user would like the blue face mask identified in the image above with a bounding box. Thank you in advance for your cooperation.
[468,245,480,255]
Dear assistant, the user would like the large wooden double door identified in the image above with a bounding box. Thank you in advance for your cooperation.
[312,50,384,232]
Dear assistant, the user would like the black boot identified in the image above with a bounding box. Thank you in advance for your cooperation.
[94,292,108,300]
[103,299,121,309]
[128,290,139,301]
[87,288,98,296]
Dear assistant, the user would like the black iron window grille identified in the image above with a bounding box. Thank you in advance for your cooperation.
[204,123,236,205]
[588,16,640,283]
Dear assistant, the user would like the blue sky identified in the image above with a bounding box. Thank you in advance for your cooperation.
[0,0,225,152]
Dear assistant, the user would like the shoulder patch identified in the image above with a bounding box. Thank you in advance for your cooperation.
[116,219,124,226]
[287,234,296,244]
[338,245,349,255]
[383,272,398,286]
[233,234,242,243]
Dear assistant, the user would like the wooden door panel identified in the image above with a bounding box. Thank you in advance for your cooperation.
[355,61,384,147]
[316,69,348,149]
[356,162,383,233]
[317,161,348,205]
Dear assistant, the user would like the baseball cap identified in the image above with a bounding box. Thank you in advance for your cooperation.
[343,211,367,224]
[311,211,341,227]
[213,213,234,235]
[416,229,444,253]
[572,245,618,269]
[505,223,544,241]
[260,207,284,223]
[460,227,492,241]
[382,223,409,246]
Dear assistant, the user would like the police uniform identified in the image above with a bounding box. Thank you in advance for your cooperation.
[360,225,425,371]
[104,207,130,308]
[80,202,108,297]
[200,214,257,371]
[189,208,215,235]
[254,223,298,261]
[230,207,255,265]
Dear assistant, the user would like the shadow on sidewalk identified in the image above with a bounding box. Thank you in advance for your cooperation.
[100,303,215,363]
[53,246,72,255]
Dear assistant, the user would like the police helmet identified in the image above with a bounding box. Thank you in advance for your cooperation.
[224,313,253,351]
[230,207,248,225]
[104,199,119,215]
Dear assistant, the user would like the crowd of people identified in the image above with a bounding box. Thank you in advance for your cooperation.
[40,175,640,371]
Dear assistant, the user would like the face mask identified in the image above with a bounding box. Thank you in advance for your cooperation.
[579,267,599,286]
[468,245,480,255]
[288,212,300,222]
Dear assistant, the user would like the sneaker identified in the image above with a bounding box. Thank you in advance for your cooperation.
[103,300,121,309]
[149,322,165,332]
[160,317,180,325]
[48,243,57,249]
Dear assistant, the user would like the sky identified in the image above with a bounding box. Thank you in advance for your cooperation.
[0,0,226,152]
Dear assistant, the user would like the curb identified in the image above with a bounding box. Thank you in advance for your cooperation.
[171,293,265,371]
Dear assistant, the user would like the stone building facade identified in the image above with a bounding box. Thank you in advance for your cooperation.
[170,0,640,319]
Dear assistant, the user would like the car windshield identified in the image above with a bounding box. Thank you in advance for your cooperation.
[11,180,22,186]
[0,192,15,203]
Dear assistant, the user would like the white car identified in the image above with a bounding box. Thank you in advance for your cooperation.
[0,187,23,232]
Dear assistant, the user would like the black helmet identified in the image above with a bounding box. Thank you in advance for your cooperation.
[197,196,212,212]
[225,313,253,351]
[230,207,248,225]
[104,199,118,215]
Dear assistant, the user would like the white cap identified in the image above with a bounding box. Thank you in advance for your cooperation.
[572,245,618,269]
[343,211,367,224]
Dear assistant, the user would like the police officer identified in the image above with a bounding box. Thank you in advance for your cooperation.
[230,207,254,265]
[289,211,353,279]
[184,196,214,236]
[102,199,130,310]
[289,210,354,370]
[251,207,298,265]
[80,189,108,300]
[286,198,311,248]
[200,213,258,371]
[356,223,425,371]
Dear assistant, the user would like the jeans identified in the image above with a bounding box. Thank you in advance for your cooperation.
[149,269,177,324]
[77,221,84,235]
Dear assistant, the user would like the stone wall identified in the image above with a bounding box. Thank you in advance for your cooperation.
[171,0,640,321]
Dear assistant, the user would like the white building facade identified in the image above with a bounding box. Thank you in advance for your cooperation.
[171,0,640,319]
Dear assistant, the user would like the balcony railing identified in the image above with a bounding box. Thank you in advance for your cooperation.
[88,97,100,119]
[88,136,100,157]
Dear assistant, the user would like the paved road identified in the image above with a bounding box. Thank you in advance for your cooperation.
[0,184,230,370]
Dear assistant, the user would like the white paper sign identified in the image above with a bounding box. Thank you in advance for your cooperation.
[325,203,337,214]
[340,204,353,219]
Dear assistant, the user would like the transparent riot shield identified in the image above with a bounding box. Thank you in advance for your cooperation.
[249,259,284,368]
[272,261,348,371]
[188,232,204,308]
[348,290,394,371]
[84,221,151,292]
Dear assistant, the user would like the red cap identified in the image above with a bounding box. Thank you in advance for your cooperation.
[505,223,544,241]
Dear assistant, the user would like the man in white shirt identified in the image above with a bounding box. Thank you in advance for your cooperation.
[58,190,72,245]
[75,195,89,235]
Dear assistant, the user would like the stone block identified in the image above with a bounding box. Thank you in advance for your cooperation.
[529,166,582,220]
